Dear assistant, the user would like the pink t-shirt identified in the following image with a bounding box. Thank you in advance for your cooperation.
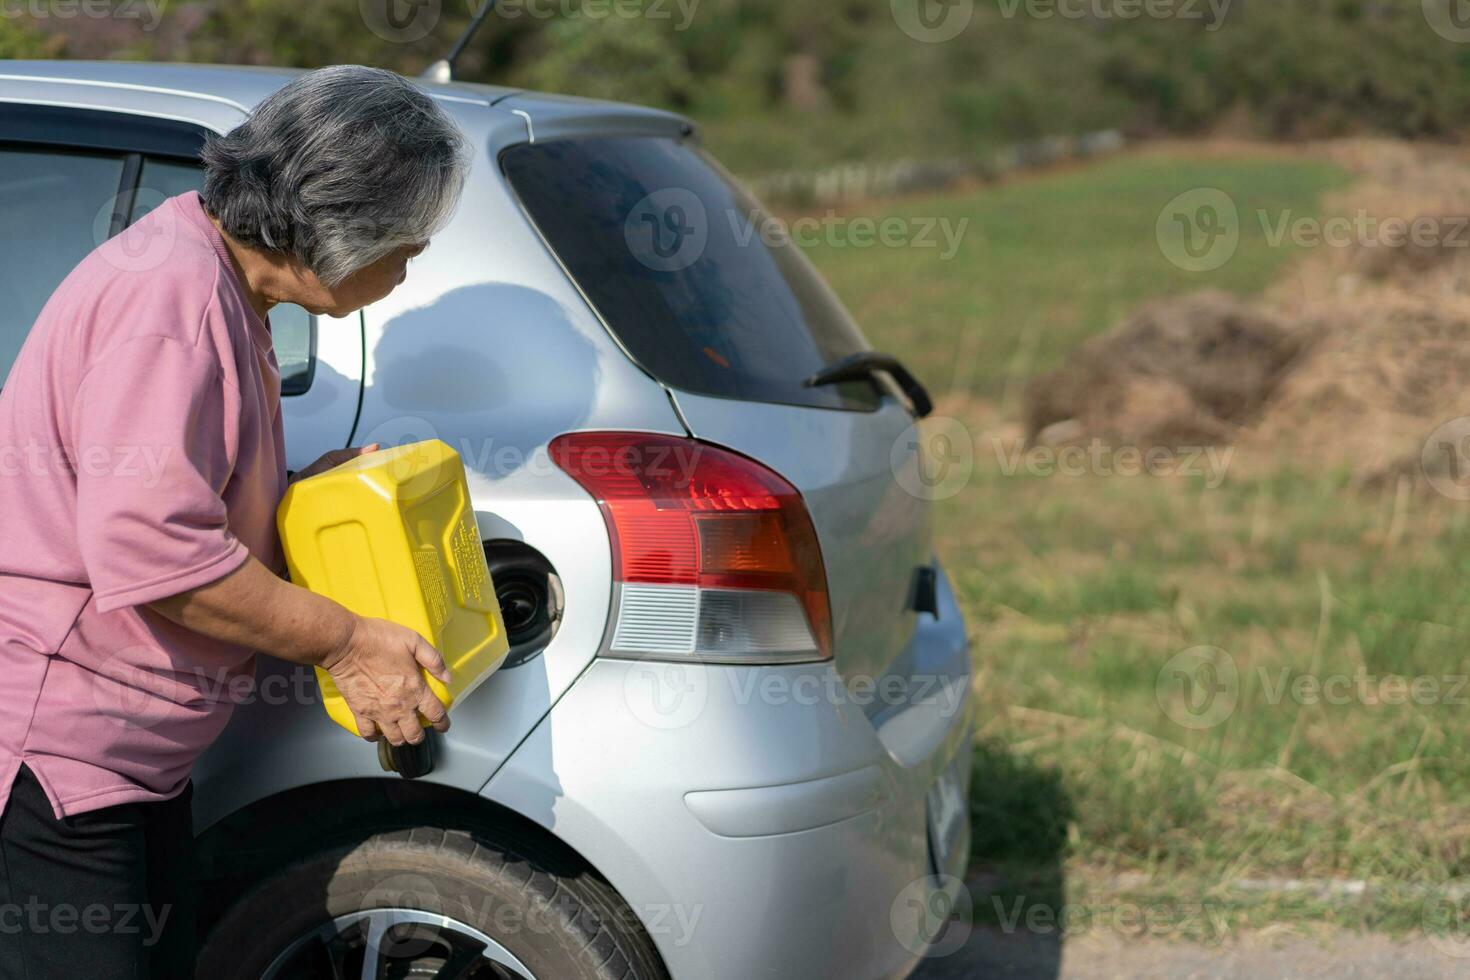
[0,191,286,818]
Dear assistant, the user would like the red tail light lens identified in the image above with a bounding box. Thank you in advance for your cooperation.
[550,432,832,662]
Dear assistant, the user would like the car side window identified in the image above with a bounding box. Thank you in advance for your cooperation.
[0,147,127,381]
[130,159,317,396]
[0,141,318,397]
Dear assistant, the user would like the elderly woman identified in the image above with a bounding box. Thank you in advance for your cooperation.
[0,66,468,977]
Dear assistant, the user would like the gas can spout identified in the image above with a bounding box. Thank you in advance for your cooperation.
[380,739,435,779]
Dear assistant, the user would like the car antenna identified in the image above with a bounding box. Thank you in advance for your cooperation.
[421,0,499,83]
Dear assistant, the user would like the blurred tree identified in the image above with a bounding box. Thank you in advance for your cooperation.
[21,0,1470,172]
[0,17,63,59]
[181,0,424,69]
[768,0,868,110]
[513,5,692,108]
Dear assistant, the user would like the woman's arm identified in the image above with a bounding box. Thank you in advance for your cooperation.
[148,556,451,747]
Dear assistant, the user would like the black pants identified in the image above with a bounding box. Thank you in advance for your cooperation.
[0,765,196,979]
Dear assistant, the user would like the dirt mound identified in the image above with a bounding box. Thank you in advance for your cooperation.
[1023,142,1470,483]
[1024,292,1307,447]
[1348,215,1470,282]
[1249,296,1470,483]
[1273,143,1470,303]
[1024,289,1470,483]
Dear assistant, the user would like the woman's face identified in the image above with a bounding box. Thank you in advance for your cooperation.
[290,242,427,318]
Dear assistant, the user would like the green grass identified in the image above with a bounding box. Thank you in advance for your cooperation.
[802,149,1349,404]
[945,464,1470,935]
[799,147,1470,933]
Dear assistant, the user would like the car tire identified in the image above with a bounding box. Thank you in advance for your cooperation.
[197,824,670,980]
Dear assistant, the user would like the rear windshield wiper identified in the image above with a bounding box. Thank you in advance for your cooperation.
[803,352,933,419]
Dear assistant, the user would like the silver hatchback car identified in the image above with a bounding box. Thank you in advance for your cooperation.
[0,60,974,980]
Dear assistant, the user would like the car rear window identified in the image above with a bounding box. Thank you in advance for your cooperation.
[502,137,879,411]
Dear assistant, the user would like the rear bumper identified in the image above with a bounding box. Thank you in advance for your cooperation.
[484,562,973,980]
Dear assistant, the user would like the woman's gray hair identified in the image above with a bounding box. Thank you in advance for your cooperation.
[202,65,469,286]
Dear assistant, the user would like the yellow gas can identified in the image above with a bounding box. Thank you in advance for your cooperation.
[276,440,510,743]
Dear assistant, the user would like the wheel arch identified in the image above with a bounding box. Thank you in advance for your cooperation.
[193,775,659,964]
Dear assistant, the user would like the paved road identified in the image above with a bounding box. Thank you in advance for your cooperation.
[909,924,1470,979]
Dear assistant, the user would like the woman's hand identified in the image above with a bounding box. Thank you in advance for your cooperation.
[320,616,453,745]
[289,443,381,484]
[150,559,454,746]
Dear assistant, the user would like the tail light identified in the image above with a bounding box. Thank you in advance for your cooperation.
[550,432,832,663]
